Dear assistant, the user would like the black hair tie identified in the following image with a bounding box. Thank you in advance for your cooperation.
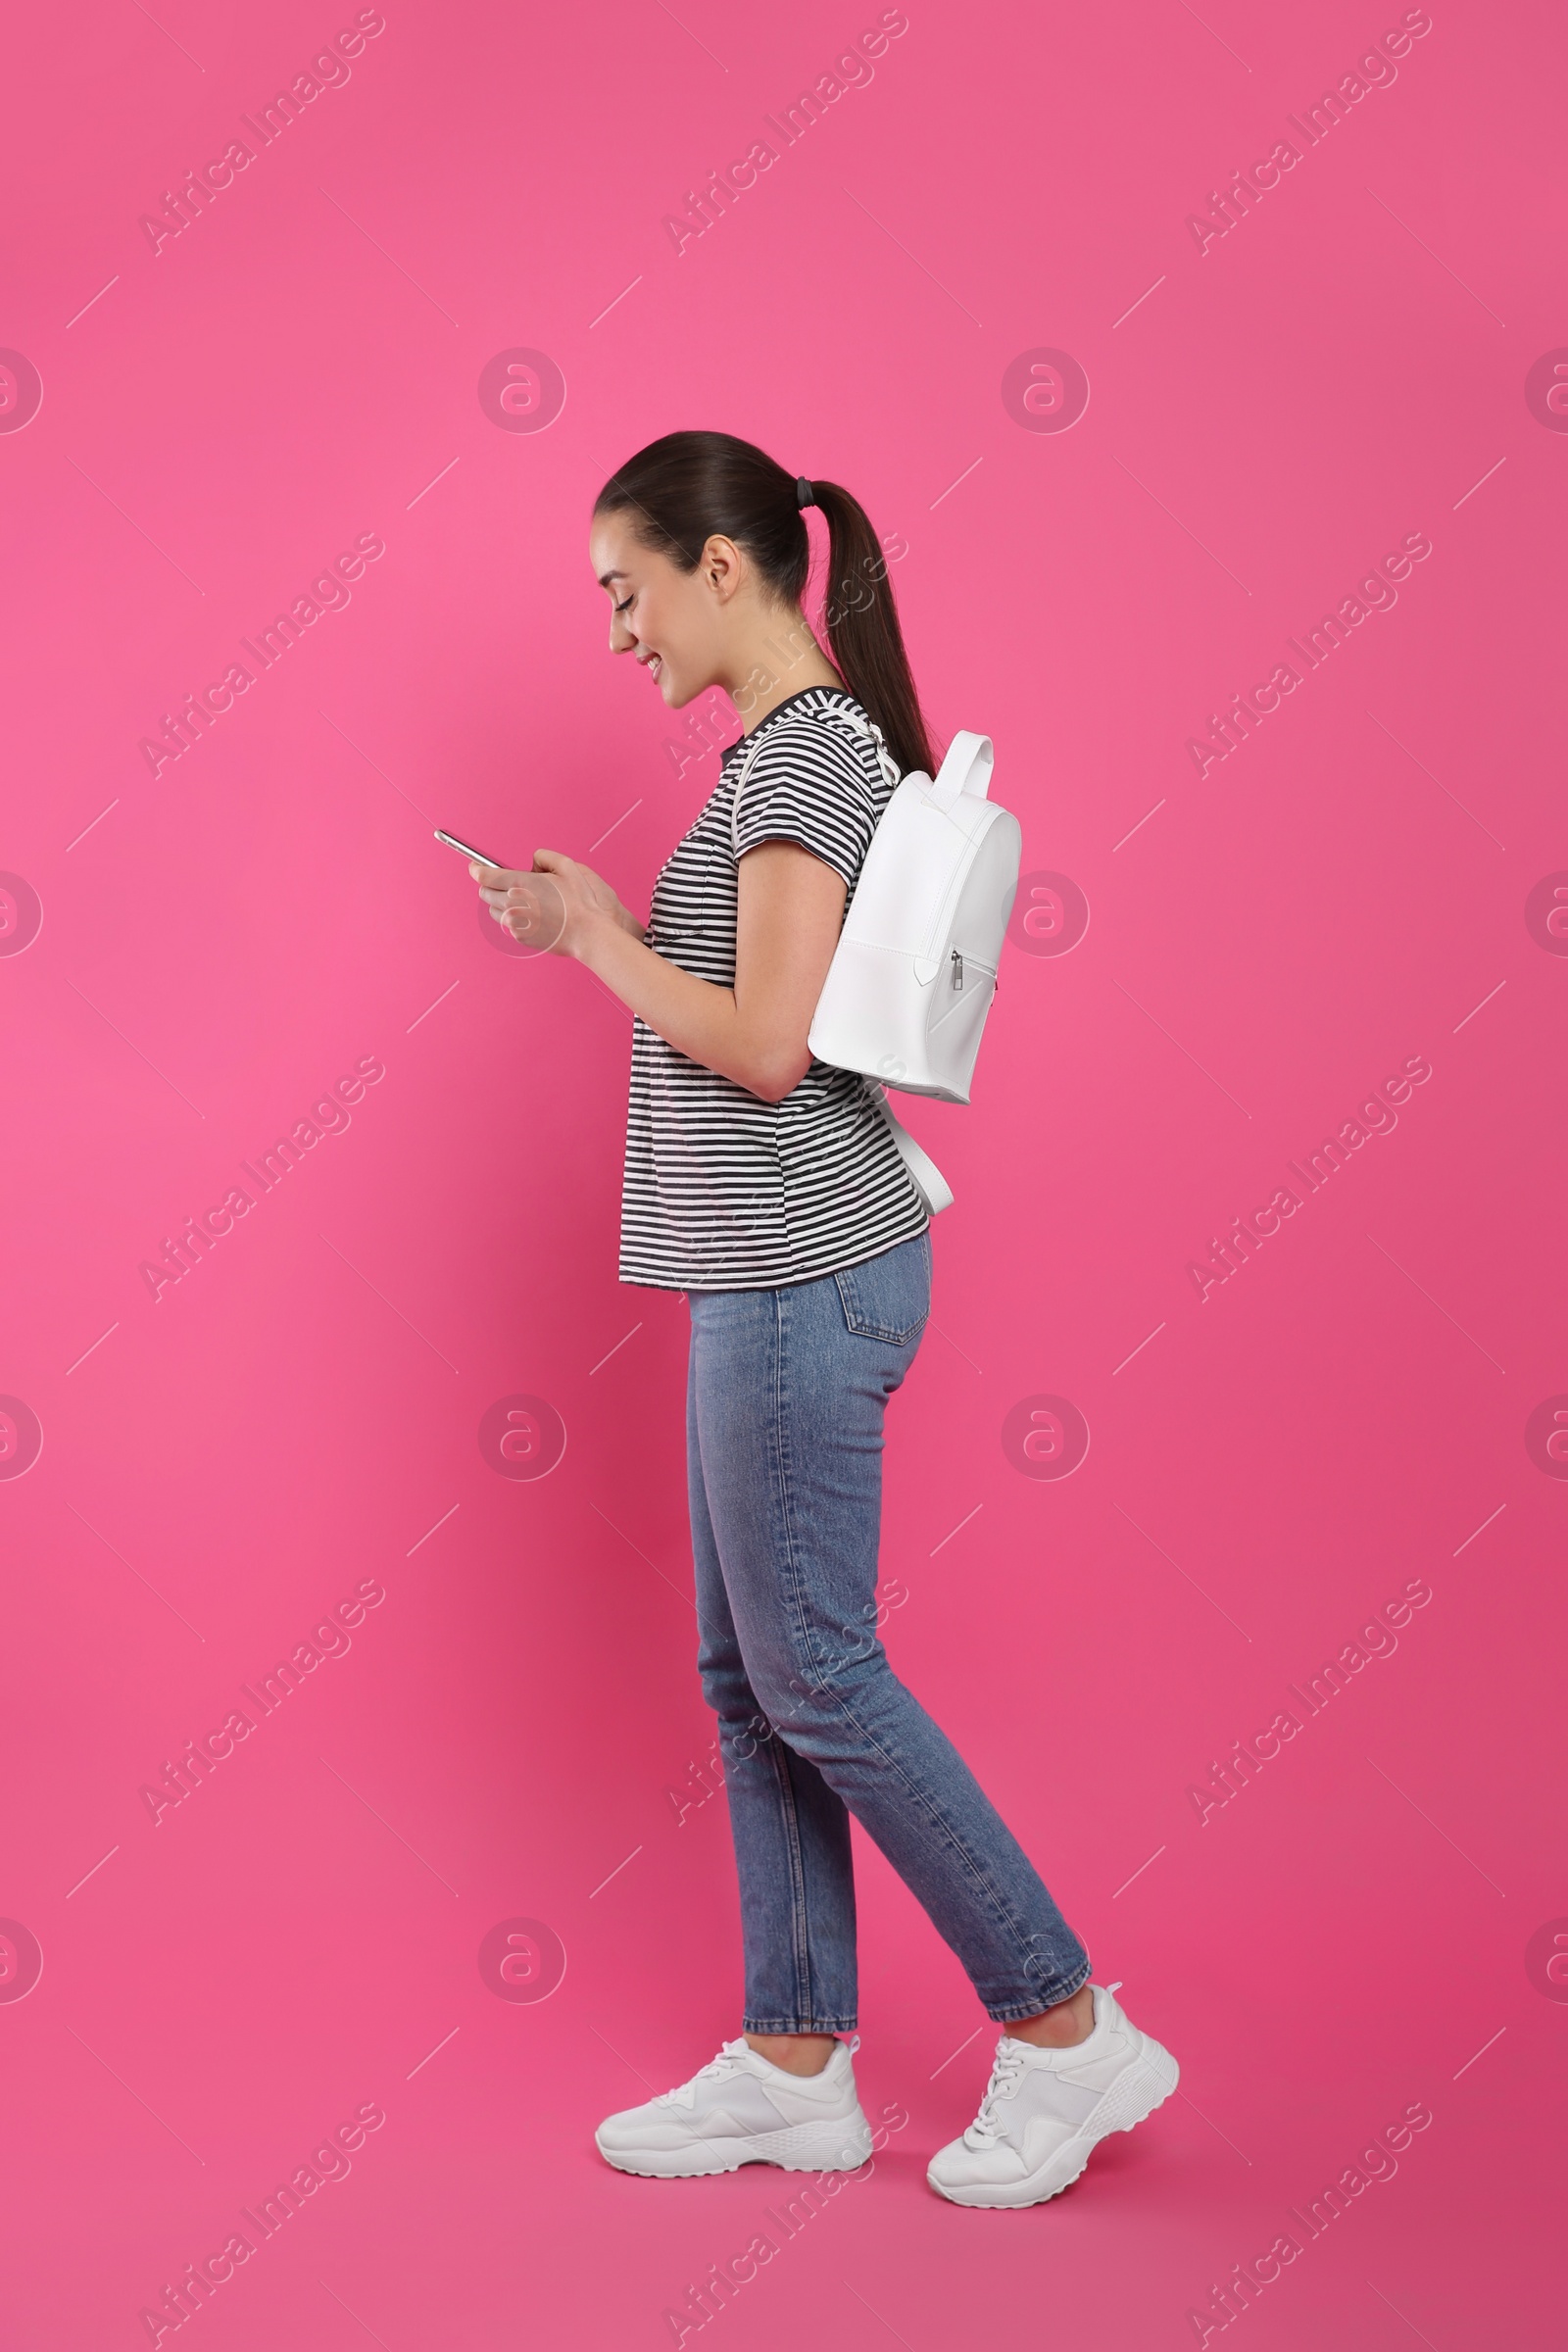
[796,475,815,510]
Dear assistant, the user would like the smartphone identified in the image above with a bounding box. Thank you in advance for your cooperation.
[434,827,510,869]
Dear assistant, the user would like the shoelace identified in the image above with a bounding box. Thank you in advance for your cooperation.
[963,2040,1029,2146]
[962,1987,1123,2147]
[659,2040,750,2110]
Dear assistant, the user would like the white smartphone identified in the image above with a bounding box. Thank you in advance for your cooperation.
[434,827,511,869]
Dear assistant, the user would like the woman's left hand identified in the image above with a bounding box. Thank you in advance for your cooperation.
[472,849,634,958]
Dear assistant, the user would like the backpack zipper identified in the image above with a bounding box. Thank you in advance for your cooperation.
[951,949,999,992]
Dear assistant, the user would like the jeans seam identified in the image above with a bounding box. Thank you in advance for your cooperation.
[764,1716,816,2033]
[768,1286,823,2034]
[742,2015,858,2035]
[771,1277,1058,2012]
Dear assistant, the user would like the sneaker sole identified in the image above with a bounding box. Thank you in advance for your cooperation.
[926,2035,1179,2209]
[597,2112,874,2180]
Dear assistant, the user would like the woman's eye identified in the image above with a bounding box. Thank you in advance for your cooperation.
[613,593,634,614]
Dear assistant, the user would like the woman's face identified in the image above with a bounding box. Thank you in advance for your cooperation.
[589,510,730,710]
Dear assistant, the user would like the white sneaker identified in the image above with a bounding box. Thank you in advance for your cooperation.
[926,1982,1178,2208]
[595,2034,874,2180]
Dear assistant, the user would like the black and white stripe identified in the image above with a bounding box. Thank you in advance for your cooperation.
[619,685,930,1292]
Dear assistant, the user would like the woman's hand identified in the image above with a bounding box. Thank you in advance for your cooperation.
[472,850,643,957]
[543,839,846,1101]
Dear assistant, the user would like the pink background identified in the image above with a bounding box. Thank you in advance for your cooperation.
[3,0,1564,2343]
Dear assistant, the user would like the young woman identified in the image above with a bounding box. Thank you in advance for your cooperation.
[473,430,1178,2208]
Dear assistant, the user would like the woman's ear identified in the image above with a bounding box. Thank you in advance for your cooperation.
[701,534,744,599]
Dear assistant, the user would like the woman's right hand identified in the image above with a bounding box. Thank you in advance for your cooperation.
[470,860,646,953]
[471,864,567,952]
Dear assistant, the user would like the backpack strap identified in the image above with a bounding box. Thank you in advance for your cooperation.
[728,699,900,858]
[857,710,902,794]
[728,724,770,859]
[866,1084,955,1214]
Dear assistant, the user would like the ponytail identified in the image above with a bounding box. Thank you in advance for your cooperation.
[807,478,935,780]
[594,429,936,780]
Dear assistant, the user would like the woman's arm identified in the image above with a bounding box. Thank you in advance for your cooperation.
[478,845,847,1103]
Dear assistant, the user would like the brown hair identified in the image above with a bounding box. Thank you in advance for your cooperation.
[593,429,936,778]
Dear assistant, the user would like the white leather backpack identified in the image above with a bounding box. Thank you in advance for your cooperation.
[732,712,1021,1215]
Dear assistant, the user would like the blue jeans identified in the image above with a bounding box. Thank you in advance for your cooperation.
[686,1229,1091,2034]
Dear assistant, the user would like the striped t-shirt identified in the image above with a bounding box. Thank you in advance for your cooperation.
[619,685,930,1292]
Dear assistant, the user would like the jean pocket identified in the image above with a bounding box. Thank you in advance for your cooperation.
[833,1232,931,1345]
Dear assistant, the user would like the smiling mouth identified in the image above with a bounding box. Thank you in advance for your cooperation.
[644,653,663,681]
